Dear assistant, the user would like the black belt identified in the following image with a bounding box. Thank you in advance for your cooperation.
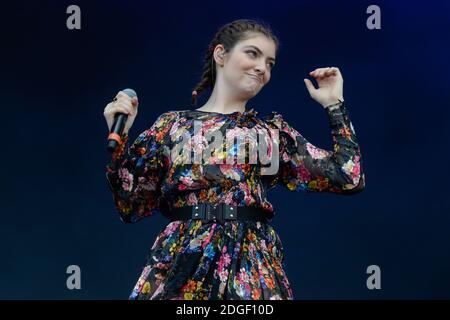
[165,203,273,223]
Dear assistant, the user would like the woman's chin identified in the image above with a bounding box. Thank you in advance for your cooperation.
[242,84,261,97]
[239,90,258,100]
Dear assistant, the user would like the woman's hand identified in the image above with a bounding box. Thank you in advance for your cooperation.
[103,91,139,134]
[303,67,344,108]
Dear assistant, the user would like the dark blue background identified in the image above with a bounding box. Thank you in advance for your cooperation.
[1,0,449,299]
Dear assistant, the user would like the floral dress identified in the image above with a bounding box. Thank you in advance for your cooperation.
[105,103,365,300]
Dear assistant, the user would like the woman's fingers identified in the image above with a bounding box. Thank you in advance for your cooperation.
[114,91,136,108]
[309,67,340,79]
[328,67,340,75]
[115,91,138,107]
[115,90,129,100]
[322,67,332,76]
[113,102,134,115]
[333,67,342,78]
[104,91,139,133]
[116,96,132,105]
[105,91,137,115]
[310,68,326,78]
[131,97,139,107]
[317,68,324,77]
[309,69,319,77]
[303,78,316,95]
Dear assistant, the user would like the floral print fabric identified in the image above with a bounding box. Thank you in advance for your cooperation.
[105,103,365,300]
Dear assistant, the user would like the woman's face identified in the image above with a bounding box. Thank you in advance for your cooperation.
[216,33,277,99]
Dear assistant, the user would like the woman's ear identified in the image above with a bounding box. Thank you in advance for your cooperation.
[214,45,226,66]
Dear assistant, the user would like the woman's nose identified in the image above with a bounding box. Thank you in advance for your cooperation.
[254,66,265,76]
[255,62,266,75]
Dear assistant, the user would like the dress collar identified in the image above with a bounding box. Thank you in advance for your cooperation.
[193,107,259,121]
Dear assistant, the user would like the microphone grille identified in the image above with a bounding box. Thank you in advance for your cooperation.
[122,88,137,98]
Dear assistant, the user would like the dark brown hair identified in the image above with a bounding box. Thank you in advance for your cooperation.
[191,18,280,107]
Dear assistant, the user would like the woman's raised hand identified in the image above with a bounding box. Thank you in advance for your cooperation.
[303,67,344,108]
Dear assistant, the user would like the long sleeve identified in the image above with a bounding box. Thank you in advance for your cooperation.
[264,102,365,194]
[105,111,178,223]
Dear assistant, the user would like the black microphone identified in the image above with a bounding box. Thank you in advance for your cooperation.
[106,88,137,153]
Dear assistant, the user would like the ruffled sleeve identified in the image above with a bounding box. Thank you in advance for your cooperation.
[105,111,178,223]
[263,102,365,194]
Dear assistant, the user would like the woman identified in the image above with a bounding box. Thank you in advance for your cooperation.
[103,19,365,300]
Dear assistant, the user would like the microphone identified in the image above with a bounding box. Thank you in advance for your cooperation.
[106,88,137,153]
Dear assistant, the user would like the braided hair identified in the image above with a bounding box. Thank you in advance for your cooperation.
[191,18,280,107]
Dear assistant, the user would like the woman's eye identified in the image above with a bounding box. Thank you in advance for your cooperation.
[247,50,274,69]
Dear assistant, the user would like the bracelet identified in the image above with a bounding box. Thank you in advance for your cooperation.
[325,99,344,111]
[111,132,129,161]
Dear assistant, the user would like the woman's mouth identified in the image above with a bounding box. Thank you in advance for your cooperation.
[246,73,262,83]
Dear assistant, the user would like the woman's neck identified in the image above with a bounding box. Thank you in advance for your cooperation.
[197,87,248,114]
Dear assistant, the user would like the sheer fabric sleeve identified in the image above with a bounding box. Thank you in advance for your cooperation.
[105,111,177,223]
[264,102,365,194]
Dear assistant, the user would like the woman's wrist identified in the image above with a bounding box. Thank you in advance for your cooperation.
[111,132,129,161]
[323,98,344,110]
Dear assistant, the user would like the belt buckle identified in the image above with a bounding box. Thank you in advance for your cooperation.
[192,204,206,220]
[205,203,223,223]
[192,203,237,223]
[191,203,223,223]
[223,204,237,221]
